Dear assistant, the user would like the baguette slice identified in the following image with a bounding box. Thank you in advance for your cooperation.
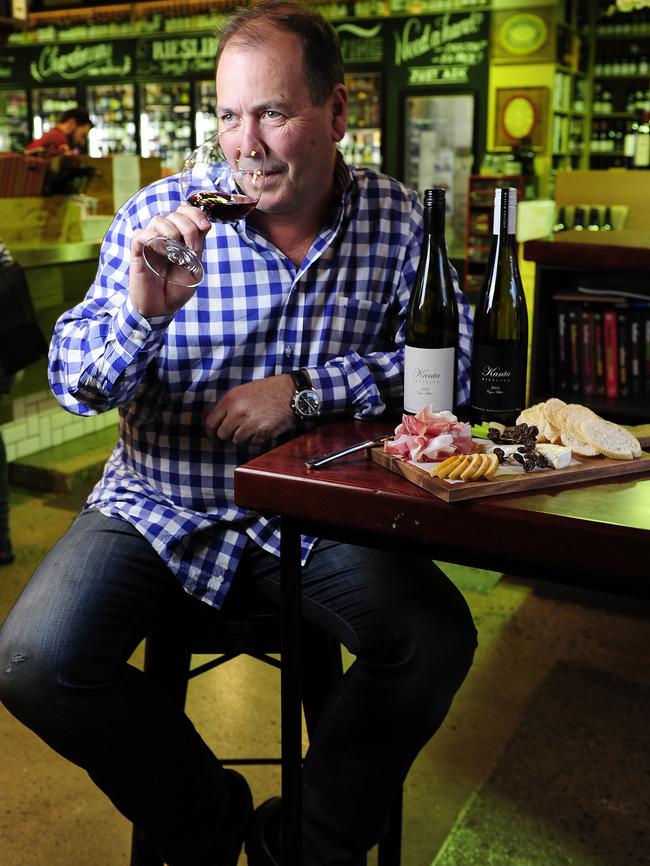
[560,429,599,457]
[577,417,637,460]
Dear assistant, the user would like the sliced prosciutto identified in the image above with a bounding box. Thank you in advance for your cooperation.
[384,406,474,463]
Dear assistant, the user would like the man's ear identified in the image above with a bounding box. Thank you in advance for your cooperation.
[331,84,348,143]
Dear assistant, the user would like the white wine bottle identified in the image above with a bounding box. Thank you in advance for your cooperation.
[470,187,528,427]
[403,187,458,414]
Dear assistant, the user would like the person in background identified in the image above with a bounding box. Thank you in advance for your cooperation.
[25,107,93,158]
[0,4,477,865]
[0,240,14,566]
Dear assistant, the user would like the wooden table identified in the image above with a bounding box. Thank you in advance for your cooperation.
[234,418,650,864]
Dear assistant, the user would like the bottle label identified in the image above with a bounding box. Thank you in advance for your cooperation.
[470,344,526,413]
[404,345,455,414]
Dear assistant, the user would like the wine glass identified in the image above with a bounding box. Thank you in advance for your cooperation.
[142,131,266,288]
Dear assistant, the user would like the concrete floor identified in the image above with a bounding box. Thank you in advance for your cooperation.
[1,476,649,866]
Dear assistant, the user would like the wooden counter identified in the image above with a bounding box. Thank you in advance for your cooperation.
[524,230,650,270]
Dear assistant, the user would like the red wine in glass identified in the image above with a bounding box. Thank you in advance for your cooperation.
[186,191,257,222]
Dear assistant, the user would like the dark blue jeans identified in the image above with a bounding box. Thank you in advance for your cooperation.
[0,509,477,865]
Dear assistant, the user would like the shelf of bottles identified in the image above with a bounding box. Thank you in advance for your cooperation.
[194,80,217,146]
[464,174,524,304]
[550,3,589,171]
[87,84,137,157]
[31,87,78,140]
[140,82,193,174]
[339,72,381,171]
[0,89,29,152]
[552,70,588,167]
[590,2,650,169]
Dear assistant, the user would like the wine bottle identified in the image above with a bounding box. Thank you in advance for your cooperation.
[470,187,528,427]
[601,206,613,231]
[588,207,601,231]
[403,187,458,414]
[573,206,586,230]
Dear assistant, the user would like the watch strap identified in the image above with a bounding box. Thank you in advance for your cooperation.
[290,368,312,392]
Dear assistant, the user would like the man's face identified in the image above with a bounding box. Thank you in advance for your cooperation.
[72,123,91,148]
[215,27,347,217]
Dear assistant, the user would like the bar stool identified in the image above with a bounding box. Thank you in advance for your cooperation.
[129,591,402,866]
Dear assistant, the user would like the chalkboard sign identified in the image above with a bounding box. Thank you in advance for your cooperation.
[136,35,219,78]
[27,41,134,83]
[388,11,489,87]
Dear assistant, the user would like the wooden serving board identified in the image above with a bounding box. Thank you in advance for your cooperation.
[371,448,650,503]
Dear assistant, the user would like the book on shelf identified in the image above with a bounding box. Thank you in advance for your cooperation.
[629,311,643,399]
[645,316,650,398]
[551,292,650,402]
[603,309,619,399]
[579,307,595,396]
[593,309,605,397]
[617,310,629,398]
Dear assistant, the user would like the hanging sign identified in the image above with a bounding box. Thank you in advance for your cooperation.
[390,12,489,86]
[335,21,384,64]
[28,42,134,83]
[136,35,219,77]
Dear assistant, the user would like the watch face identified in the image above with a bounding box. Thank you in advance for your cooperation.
[294,389,320,418]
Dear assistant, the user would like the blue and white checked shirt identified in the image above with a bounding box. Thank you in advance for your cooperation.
[49,157,473,607]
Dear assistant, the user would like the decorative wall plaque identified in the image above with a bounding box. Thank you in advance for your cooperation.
[494,87,549,149]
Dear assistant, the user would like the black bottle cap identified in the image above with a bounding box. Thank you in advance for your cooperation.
[423,187,446,207]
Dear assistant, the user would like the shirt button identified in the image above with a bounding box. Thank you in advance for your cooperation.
[284,345,294,357]
[132,332,145,342]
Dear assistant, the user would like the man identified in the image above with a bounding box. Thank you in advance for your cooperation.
[25,106,93,157]
[0,4,477,865]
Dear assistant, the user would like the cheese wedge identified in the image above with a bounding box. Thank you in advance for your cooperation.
[535,443,572,469]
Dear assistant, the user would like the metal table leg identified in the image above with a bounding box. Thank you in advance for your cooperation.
[280,517,302,864]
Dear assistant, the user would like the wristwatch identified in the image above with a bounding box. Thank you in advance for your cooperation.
[290,368,321,420]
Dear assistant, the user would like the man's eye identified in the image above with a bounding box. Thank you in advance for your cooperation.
[220,113,236,123]
[264,110,281,120]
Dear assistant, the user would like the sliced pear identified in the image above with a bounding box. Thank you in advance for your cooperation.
[430,455,460,478]
[448,454,473,480]
[471,453,490,480]
[483,453,500,480]
[460,453,483,480]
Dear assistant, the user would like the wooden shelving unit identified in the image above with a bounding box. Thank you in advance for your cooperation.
[524,233,650,424]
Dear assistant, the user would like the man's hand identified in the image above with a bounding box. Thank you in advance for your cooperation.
[129,205,212,318]
[205,375,296,445]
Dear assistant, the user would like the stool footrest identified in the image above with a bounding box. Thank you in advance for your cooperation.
[222,757,282,765]
[188,651,282,680]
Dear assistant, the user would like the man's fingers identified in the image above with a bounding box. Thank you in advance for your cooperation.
[132,210,211,257]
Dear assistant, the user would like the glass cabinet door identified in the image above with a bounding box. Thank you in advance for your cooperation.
[140,82,192,173]
[404,93,474,260]
[0,90,29,152]
[87,83,137,156]
[31,87,78,140]
[194,80,217,144]
[340,71,382,170]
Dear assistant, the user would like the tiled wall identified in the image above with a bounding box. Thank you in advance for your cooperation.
[1,390,118,462]
[0,251,107,462]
